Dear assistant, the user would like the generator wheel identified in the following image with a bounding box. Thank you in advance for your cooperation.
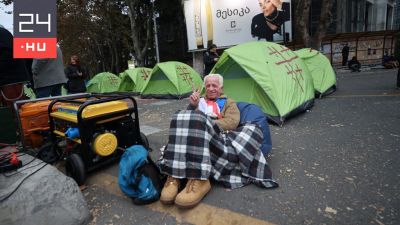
[65,153,86,185]
[140,132,150,150]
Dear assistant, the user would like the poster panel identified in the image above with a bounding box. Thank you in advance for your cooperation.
[184,0,292,50]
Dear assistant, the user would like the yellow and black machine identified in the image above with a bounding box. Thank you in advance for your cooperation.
[46,94,148,184]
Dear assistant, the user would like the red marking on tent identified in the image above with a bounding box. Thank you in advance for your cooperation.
[176,65,193,85]
[284,63,305,93]
[268,46,280,56]
[294,64,303,79]
[275,56,298,65]
[280,46,290,53]
[141,69,150,80]
[107,75,120,85]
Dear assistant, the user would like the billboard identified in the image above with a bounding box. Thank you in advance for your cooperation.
[183,0,292,50]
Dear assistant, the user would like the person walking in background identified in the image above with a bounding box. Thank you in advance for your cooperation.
[203,44,219,76]
[348,56,361,72]
[0,25,30,107]
[342,44,350,66]
[32,44,68,98]
[65,55,86,94]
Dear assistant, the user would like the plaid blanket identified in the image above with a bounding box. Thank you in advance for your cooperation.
[158,110,278,189]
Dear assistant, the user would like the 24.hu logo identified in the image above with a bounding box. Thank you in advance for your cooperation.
[13,0,57,58]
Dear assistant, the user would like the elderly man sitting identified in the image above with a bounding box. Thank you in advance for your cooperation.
[158,74,278,209]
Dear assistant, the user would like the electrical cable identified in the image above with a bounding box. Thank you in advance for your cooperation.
[0,162,48,203]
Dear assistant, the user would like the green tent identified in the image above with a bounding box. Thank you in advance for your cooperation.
[295,48,337,97]
[87,72,121,93]
[141,61,203,99]
[211,41,315,125]
[118,68,152,93]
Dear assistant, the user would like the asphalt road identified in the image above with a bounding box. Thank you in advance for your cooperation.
[82,68,400,225]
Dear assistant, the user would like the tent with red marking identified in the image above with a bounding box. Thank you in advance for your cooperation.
[141,61,203,99]
[211,41,315,125]
[87,72,121,93]
[118,68,152,94]
[295,48,337,98]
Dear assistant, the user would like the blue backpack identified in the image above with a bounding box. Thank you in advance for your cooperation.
[118,145,164,205]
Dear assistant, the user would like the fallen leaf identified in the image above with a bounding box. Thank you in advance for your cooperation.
[325,206,337,215]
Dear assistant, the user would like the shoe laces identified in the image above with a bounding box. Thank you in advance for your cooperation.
[165,176,178,187]
[186,179,200,193]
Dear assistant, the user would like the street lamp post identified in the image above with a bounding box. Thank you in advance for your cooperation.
[151,0,160,63]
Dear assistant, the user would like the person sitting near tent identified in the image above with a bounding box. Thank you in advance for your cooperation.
[348,56,361,72]
[383,54,399,69]
[158,73,277,209]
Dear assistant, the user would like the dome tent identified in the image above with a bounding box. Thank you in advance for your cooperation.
[118,68,152,94]
[87,72,120,93]
[211,41,315,125]
[141,61,203,99]
[295,48,337,98]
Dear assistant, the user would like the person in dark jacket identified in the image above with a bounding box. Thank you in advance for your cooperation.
[0,25,30,107]
[64,55,86,94]
[203,44,219,76]
[342,44,350,66]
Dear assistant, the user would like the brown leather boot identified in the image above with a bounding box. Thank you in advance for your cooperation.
[174,179,211,209]
[160,176,180,205]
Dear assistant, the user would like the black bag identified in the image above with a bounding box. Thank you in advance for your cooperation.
[133,156,166,205]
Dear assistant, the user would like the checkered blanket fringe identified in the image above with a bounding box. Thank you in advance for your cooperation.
[158,110,278,189]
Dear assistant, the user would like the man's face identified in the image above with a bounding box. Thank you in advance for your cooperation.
[205,76,222,100]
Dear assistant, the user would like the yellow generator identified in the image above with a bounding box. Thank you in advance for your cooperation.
[47,94,148,185]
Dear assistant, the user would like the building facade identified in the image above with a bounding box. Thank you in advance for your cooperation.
[336,0,398,33]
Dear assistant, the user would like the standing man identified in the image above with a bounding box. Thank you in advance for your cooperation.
[32,44,68,98]
[203,44,219,76]
[342,44,350,66]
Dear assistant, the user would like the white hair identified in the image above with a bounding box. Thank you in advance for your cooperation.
[204,73,223,88]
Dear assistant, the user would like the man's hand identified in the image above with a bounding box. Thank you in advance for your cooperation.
[271,0,283,11]
[189,83,202,107]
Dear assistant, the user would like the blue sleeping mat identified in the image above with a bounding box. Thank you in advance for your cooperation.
[237,102,272,155]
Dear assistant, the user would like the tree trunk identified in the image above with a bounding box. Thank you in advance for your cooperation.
[295,0,311,47]
[126,0,153,66]
[295,0,334,49]
[311,0,334,50]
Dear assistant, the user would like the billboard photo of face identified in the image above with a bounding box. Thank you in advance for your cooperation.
[183,0,292,50]
[252,0,290,42]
